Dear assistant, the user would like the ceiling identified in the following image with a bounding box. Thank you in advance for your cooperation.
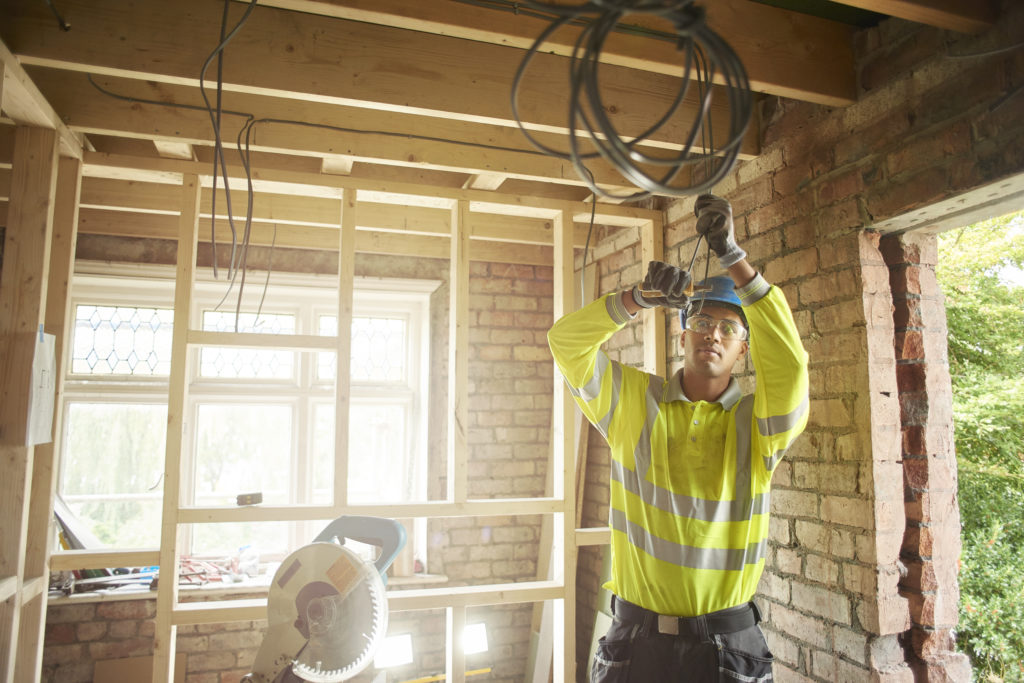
[0,0,1001,259]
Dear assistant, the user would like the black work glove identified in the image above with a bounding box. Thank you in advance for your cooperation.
[631,261,691,309]
[694,194,746,268]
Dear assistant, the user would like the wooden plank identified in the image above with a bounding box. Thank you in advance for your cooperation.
[80,175,587,246]
[3,0,756,153]
[574,527,611,547]
[166,580,564,624]
[49,548,161,572]
[28,69,649,188]
[446,605,467,683]
[187,330,337,351]
[78,152,663,226]
[448,200,470,503]
[152,140,193,160]
[175,497,568,524]
[0,578,15,603]
[388,580,563,611]
[641,216,666,376]
[16,156,81,683]
[0,40,83,158]
[575,263,599,529]
[0,125,58,683]
[152,174,201,683]
[75,207,557,266]
[832,0,996,33]
[333,191,356,506]
[249,0,857,105]
[19,578,44,603]
[552,208,576,683]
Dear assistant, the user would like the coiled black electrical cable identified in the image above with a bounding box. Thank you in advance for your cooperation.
[510,0,752,201]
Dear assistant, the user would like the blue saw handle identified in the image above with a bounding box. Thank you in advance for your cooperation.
[313,515,407,582]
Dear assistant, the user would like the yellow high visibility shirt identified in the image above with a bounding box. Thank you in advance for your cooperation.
[548,274,809,617]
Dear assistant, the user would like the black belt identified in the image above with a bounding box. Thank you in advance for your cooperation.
[611,596,760,637]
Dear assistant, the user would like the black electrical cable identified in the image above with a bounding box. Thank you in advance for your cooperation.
[200,0,259,283]
[510,0,752,201]
[43,0,71,31]
[579,166,598,302]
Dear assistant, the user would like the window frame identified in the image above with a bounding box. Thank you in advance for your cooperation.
[59,262,437,570]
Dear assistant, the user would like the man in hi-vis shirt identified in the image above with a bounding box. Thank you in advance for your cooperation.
[548,196,809,682]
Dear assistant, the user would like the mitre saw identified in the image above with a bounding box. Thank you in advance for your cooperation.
[243,516,407,683]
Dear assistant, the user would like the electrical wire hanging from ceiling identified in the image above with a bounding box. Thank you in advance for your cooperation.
[510,0,752,201]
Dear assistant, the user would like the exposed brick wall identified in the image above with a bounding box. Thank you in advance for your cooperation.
[882,233,970,680]
[572,1,1023,680]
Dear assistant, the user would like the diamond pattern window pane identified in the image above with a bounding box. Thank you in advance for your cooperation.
[71,305,174,375]
[199,311,296,379]
[317,315,407,382]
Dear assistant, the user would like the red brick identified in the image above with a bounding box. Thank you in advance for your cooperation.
[901,425,927,456]
[816,199,863,238]
[894,330,924,360]
[908,653,972,683]
[46,622,76,645]
[860,27,943,92]
[867,166,949,223]
[817,169,866,205]
[886,121,972,179]
[896,363,926,393]
[87,637,153,660]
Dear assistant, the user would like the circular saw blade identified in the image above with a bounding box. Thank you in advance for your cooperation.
[288,543,387,682]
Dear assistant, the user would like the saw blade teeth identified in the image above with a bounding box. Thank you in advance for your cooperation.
[291,660,351,682]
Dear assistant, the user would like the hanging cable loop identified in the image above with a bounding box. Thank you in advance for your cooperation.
[511,0,752,201]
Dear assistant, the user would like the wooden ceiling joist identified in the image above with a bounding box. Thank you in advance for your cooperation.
[25,69,666,193]
[246,0,859,105]
[0,39,83,158]
[832,0,997,33]
[1,0,759,155]
[81,151,662,227]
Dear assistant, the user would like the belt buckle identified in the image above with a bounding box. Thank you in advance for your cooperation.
[657,614,679,635]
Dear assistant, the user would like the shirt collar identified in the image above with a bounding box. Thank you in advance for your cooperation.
[665,369,742,410]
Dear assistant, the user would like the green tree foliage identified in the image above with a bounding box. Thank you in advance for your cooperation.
[937,211,1024,681]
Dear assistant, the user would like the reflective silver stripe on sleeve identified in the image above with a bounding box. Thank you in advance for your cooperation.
[764,449,785,472]
[756,396,809,437]
[610,507,768,571]
[568,352,610,402]
[627,374,665,480]
[594,363,623,438]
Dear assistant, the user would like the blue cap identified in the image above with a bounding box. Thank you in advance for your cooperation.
[679,276,747,329]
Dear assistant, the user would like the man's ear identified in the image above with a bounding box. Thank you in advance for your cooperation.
[738,340,749,359]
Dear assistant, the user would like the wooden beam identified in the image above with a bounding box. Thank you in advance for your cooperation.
[0,125,59,683]
[79,152,663,227]
[240,0,857,105]
[76,207,559,266]
[448,200,470,503]
[3,0,759,156]
[16,155,82,683]
[27,68,752,186]
[832,0,996,33]
[333,192,356,506]
[0,40,83,158]
[552,208,577,683]
[321,156,352,175]
[152,174,202,683]
[152,140,193,160]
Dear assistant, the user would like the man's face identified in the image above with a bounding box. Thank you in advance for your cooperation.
[681,305,748,378]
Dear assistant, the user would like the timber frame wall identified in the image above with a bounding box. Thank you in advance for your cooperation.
[0,126,664,681]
